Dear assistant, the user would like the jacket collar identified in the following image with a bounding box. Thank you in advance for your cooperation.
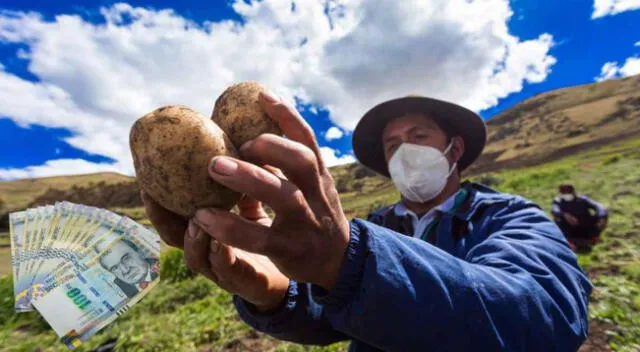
[454,181,512,221]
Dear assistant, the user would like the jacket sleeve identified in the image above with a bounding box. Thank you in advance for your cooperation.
[551,197,563,218]
[233,280,349,345]
[309,199,592,351]
[580,195,608,218]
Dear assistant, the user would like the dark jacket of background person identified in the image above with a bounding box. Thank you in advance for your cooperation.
[232,182,592,351]
[551,194,608,238]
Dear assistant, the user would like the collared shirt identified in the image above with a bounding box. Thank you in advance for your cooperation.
[136,268,153,291]
[393,188,466,238]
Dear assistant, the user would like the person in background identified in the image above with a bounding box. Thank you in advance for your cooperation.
[552,184,608,251]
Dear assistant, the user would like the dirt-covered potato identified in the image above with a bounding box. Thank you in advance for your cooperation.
[212,81,282,147]
[130,105,242,218]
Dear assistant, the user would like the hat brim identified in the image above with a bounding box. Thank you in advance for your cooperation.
[352,96,487,177]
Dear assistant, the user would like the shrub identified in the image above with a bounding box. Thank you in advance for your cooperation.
[604,155,621,165]
[353,166,376,179]
[474,173,504,187]
[160,249,194,283]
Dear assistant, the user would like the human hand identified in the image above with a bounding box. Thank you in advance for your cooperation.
[563,213,579,226]
[186,195,290,312]
[141,190,188,248]
[142,189,289,311]
[596,218,607,230]
[194,91,351,291]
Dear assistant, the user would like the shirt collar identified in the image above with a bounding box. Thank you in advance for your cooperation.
[136,268,153,290]
[394,188,465,221]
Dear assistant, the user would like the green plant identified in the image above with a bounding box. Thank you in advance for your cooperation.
[160,248,195,283]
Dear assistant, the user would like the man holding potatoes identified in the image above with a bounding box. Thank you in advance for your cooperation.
[142,92,592,351]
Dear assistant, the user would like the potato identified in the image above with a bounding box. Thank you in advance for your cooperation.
[212,81,282,147]
[130,105,242,218]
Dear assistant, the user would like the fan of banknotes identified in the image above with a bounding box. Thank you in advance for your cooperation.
[9,201,161,350]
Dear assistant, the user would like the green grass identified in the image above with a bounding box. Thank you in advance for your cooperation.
[1,137,639,351]
[0,247,10,278]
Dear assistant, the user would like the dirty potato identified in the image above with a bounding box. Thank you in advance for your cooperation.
[212,81,282,147]
[130,105,242,218]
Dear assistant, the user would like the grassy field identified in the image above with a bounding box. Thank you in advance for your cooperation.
[0,137,639,351]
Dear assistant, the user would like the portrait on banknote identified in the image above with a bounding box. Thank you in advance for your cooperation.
[94,238,159,298]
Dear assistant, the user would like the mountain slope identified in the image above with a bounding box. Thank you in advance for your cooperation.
[0,172,133,212]
[466,74,640,174]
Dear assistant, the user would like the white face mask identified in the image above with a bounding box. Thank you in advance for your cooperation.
[388,142,457,203]
[560,194,575,202]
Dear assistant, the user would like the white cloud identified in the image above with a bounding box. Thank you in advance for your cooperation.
[0,1,556,179]
[0,159,124,180]
[596,62,621,81]
[635,41,640,46]
[324,126,344,141]
[592,0,640,18]
[320,147,355,167]
[595,57,640,81]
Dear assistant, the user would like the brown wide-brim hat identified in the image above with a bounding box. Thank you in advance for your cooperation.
[352,96,487,178]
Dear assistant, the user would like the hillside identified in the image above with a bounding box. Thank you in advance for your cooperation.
[466,74,640,174]
[0,172,133,212]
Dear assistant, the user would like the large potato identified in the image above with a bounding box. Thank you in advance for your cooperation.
[212,81,282,147]
[130,105,242,218]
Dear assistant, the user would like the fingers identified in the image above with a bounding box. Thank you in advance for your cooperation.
[208,155,310,215]
[240,134,324,202]
[141,191,187,248]
[183,221,217,281]
[236,195,272,226]
[258,92,327,171]
[194,208,291,258]
[206,238,282,307]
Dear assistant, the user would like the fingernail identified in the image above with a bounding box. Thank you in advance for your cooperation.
[210,157,237,176]
[210,238,221,253]
[195,209,216,227]
[260,90,279,103]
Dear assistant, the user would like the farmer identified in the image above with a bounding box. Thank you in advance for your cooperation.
[142,93,592,351]
[552,184,608,251]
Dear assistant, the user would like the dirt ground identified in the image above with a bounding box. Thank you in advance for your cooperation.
[579,321,614,352]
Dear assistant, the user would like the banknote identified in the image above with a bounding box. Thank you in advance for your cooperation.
[10,202,160,318]
[9,201,160,349]
[32,218,160,349]
[14,204,126,311]
[9,211,27,312]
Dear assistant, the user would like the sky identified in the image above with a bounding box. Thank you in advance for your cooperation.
[0,0,639,180]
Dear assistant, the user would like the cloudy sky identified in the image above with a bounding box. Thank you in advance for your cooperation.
[0,0,639,180]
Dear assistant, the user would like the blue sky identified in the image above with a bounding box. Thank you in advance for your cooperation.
[0,0,639,179]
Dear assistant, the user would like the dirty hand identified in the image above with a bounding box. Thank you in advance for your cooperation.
[194,91,351,291]
[141,191,289,312]
[187,195,290,312]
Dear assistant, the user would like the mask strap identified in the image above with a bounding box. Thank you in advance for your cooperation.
[443,141,457,177]
[447,162,458,177]
[443,141,454,155]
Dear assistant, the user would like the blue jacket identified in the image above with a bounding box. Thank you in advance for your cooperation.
[233,183,592,351]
